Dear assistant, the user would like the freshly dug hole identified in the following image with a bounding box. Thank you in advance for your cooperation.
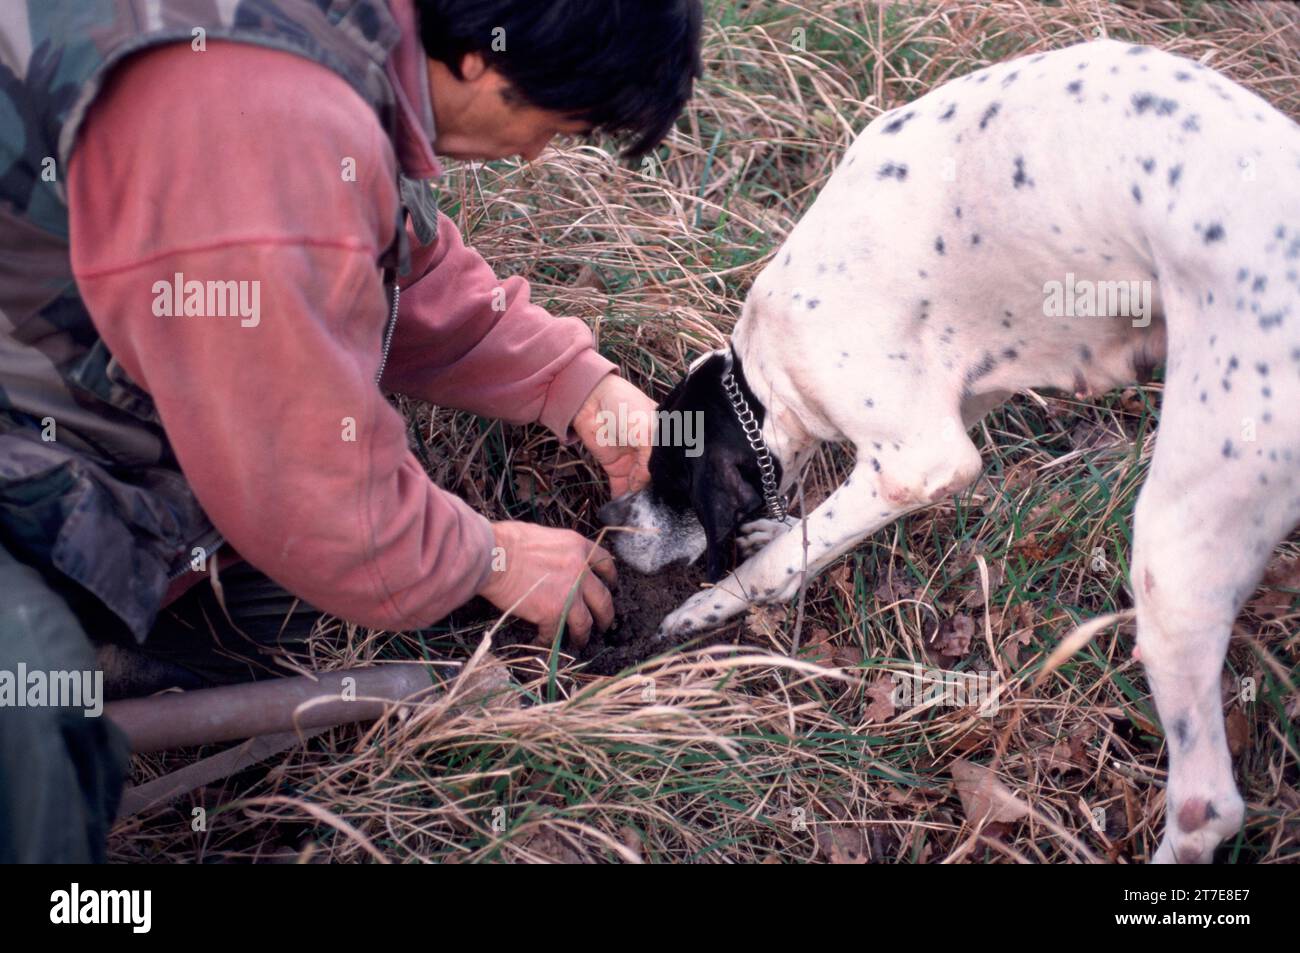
[476,559,745,673]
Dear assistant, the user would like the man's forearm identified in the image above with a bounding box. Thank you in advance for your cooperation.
[380,211,618,442]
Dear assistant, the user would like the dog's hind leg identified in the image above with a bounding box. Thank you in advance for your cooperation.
[658,419,984,638]
[1131,360,1300,862]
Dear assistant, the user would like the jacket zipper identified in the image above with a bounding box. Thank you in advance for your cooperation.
[168,526,227,581]
[375,279,401,384]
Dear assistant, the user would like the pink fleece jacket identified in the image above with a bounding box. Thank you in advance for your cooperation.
[66,14,617,630]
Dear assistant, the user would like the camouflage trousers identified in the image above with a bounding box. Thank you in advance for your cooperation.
[0,543,322,862]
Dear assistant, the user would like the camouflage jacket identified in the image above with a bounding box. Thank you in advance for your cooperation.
[0,0,417,639]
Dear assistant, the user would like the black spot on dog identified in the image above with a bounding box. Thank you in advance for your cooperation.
[882,110,917,134]
[871,457,881,473]
[862,397,874,408]
[978,102,1001,130]
[954,206,962,219]
[964,352,998,387]
[1127,44,1150,56]
[1168,163,1183,187]
[1203,222,1225,243]
[1079,344,1093,363]
[1252,275,1267,293]
[1237,268,1249,283]
[784,252,792,266]
[1013,156,1034,189]
[1260,309,1287,329]
[1174,718,1190,748]
[1131,92,1178,117]
[1174,70,1192,82]
[877,162,908,180]
[1182,114,1201,132]
[971,234,981,246]
[939,103,957,122]
[1002,347,1019,360]
[807,299,820,310]
[1257,362,1270,376]
[1066,79,1083,96]
[1132,184,1142,204]
[1140,157,1155,173]
[1002,71,1019,87]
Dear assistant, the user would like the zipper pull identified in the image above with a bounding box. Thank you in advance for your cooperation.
[375,270,400,386]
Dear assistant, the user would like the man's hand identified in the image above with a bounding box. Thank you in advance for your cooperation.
[476,520,617,649]
[571,374,657,498]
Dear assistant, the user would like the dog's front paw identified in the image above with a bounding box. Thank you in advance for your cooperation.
[656,586,750,641]
[736,515,799,558]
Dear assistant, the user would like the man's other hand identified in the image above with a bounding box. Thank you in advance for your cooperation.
[571,374,657,499]
[476,520,616,648]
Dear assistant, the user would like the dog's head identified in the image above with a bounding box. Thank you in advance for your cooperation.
[597,347,782,581]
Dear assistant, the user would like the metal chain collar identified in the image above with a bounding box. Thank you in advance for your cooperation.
[719,347,787,521]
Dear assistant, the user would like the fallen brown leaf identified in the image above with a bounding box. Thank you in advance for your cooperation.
[864,676,896,723]
[929,613,975,661]
[950,758,1030,825]
[1225,706,1250,758]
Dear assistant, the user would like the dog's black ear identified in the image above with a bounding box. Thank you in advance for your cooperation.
[693,447,764,582]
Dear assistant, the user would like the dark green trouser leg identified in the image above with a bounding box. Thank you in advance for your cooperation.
[139,558,326,686]
[0,544,130,863]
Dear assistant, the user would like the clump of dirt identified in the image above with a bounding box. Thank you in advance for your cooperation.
[583,561,723,674]
[459,560,745,674]
[609,561,708,639]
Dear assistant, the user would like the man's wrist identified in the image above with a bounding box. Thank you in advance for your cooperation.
[541,352,619,444]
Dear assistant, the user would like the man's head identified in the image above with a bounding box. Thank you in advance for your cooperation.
[417,0,704,161]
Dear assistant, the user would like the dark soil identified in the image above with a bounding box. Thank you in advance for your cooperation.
[455,560,747,675]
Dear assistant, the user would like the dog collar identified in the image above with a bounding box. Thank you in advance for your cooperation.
[719,345,788,521]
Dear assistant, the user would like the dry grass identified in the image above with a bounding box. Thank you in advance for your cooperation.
[109,0,1300,863]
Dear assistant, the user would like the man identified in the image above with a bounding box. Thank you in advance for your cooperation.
[0,0,703,861]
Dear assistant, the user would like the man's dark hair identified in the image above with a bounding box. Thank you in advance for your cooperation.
[416,0,704,158]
